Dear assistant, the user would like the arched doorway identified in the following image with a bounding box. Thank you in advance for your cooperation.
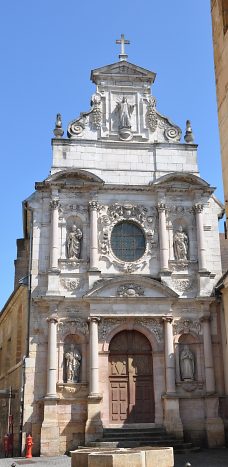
[109,330,154,423]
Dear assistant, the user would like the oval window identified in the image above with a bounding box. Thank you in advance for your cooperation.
[111,221,146,262]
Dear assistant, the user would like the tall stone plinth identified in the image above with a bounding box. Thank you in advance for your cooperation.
[40,398,60,456]
[163,396,183,439]
[205,396,225,447]
[85,395,103,444]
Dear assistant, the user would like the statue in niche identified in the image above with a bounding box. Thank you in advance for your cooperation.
[66,224,82,259]
[180,345,194,380]
[64,344,81,383]
[173,226,188,261]
[116,97,134,129]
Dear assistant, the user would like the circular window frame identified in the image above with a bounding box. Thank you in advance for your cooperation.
[110,220,146,263]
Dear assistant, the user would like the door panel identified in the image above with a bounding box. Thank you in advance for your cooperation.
[109,330,155,423]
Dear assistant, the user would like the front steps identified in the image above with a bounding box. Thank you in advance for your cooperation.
[85,426,199,453]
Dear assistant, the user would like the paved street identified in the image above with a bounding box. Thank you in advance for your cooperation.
[1,449,228,466]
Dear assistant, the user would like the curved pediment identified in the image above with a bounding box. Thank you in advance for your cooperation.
[84,277,178,299]
[36,169,104,190]
[151,172,213,192]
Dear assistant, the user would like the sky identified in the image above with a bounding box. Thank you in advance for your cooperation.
[0,1,223,309]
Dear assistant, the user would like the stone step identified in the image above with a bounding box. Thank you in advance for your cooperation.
[103,433,175,440]
[103,436,177,442]
[104,428,167,435]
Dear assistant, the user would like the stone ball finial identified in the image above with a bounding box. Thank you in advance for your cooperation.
[184,119,194,143]
[53,113,64,138]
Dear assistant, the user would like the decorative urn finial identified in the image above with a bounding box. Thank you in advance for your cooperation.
[184,119,194,143]
[53,113,64,138]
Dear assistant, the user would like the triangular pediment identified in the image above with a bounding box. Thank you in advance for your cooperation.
[84,277,178,299]
[91,61,156,84]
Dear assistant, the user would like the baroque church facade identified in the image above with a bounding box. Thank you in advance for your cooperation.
[0,40,226,455]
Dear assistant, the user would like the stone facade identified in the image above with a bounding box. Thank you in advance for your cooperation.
[0,47,226,455]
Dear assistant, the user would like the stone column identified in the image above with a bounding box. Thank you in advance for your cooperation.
[200,312,225,447]
[89,201,99,270]
[88,317,100,395]
[162,316,183,439]
[46,314,58,398]
[158,203,169,272]
[50,199,60,270]
[194,203,207,271]
[41,312,59,456]
[163,316,176,393]
[85,317,103,444]
[201,314,215,393]
[81,342,87,383]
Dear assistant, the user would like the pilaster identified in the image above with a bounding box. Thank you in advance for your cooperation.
[158,203,169,272]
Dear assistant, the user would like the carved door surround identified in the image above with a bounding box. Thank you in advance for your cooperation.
[109,330,154,423]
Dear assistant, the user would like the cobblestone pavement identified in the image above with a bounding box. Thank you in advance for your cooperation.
[0,456,71,466]
[174,448,228,466]
[0,449,228,466]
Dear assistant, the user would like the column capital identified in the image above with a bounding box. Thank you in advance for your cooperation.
[47,313,59,324]
[50,199,60,210]
[200,313,211,323]
[89,200,99,211]
[194,203,204,213]
[162,315,173,324]
[87,316,101,324]
[157,202,166,212]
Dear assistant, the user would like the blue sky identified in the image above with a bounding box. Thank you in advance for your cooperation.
[0,1,222,308]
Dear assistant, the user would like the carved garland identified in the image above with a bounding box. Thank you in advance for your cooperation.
[98,203,158,272]
[58,319,89,339]
[98,317,163,343]
[60,278,84,291]
[173,319,201,336]
[146,96,157,132]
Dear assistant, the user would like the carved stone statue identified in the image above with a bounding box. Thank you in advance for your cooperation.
[64,344,81,383]
[173,226,188,261]
[66,224,82,259]
[116,97,134,129]
[180,345,194,380]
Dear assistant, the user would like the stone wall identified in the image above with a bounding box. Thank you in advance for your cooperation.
[211,0,228,220]
[0,286,28,455]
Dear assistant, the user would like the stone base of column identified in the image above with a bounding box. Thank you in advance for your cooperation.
[206,417,225,447]
[197,270,211,296]
[163,396,183,439]
[205,396,225,447]
[40,398,60,456]
[85,394,103,444]
[47,270,61,295]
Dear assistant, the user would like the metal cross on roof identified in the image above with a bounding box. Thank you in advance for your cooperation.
[116,34,130,61]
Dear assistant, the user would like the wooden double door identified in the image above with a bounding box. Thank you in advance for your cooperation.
[109,330,154,423]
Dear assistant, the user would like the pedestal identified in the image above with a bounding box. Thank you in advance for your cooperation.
[163,396,183,439]
[85,395,103,444]
[205,396,225,447]
[40,398,60,456]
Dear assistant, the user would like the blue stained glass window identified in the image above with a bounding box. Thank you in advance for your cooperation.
[111,221,146,262]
